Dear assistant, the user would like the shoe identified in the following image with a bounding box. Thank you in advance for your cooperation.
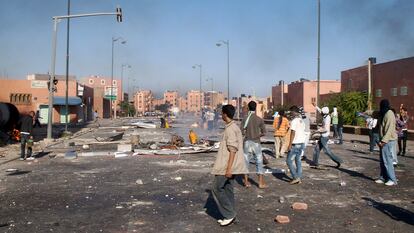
[217,219,223,223]
[290,179,301,185]
[375,179,385,184]
[385,180,397,186]
[219,217,235,226]
[19,158,25,161]
[397,152,401,156]
[27,157,35,160]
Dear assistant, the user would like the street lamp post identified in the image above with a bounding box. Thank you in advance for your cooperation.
[216,40,230,103]
[47,7,123,139]
[192,64,202,112]
[111,37,126,119]
[316,0,321,114]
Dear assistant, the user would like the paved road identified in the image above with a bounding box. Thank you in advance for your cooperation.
[0,118,413,232]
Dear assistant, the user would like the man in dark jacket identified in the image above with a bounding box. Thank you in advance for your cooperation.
[18,111,35,160]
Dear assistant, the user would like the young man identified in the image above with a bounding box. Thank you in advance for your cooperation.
[398,106,409,156]
[299,107,310,159]
[211,105,248,226]
[240,101,268,189]
[18,111,35,160]
[286,106,306,184]
[375,99,398,186]
[312,106,343,168]
[273,110,289,158]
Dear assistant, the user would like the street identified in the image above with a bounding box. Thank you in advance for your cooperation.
[0,117,413,233]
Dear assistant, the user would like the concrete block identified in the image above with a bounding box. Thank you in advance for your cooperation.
[118,144,132,152]
[274,215,290,224]
[292,202,308,210]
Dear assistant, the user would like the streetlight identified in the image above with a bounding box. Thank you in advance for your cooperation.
[111,37,126,119]
[47,6,123,139]
[192,64,202,112]
[216,40,230,103]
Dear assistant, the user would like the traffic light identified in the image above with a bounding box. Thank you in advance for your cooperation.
[116,6,122,22]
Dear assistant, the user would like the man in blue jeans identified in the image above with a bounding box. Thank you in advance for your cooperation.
[240,101,268,188]
[376,99,398,186]
[312,106,343,168]
[286,106,306,184]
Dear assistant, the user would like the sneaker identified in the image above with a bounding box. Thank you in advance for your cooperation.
[375,179,385,184]
[219,217,235,226]
[290,178,301,185]
[26,157,35,160]
[385,180,397,186]
[19,158,25,161]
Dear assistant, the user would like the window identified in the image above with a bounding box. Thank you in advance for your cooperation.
[311,97,316,105]
[113,80,117,85]
[89,79,94,84]
[391,88,397,97]
[101,79,105,85]
[10,93,31,105]
[375,89,382,97]
[400,86,408,96]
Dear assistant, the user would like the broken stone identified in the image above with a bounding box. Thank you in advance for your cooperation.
[292,202,308,210]
[274,215,290,224]
[118,144,132,152]
[82,144,90,150]
[136,179,144,185]
[279,196,285,203]
[149,144,158,150]
[174,177,182,181]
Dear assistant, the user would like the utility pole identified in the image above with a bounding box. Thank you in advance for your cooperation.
[316,0,321,110]
[367,57,376,111]
[64,0,70,132]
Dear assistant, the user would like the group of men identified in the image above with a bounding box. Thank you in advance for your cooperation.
[211,98,405,226]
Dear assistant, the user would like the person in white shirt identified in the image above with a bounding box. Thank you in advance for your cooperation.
[312,106,343,168]
[286,106,306,184]
[366,112,378,152]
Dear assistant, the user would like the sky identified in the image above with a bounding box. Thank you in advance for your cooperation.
[1,0,413,98]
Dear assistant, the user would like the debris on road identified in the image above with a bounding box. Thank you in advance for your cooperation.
[274,215,290,224]
[135,179,144,185]
[292,202,308,210]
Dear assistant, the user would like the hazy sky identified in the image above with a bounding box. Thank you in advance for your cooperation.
[1,0,413,98]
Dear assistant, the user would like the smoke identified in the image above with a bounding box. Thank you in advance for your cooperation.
[327,0,414,57]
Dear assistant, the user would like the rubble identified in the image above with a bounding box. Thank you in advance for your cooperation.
[292,202,308,210]
[274,215,290,224]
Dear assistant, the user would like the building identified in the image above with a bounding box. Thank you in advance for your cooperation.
[271,81,288,108]
[81,75,123,118]
[163,91,179,107]
[186,90,204,112]
[204,91,225,110]
[178,96,188,112]
[0,74,91,123]
[152,98,165,110]
[341,56,414,128]
[134,90,154,114]
[285,80,341,117]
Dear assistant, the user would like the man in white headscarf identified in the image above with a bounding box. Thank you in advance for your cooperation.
[312,106,343,168]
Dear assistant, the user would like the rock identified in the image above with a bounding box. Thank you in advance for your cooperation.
[149,144,158,150]
[274,215,290,224]
[82,144,90,150]
[292,202,308,210]
[279,196,285,203]
[118,144,132,152]
[174,177,182,181]
[136,179,144,185]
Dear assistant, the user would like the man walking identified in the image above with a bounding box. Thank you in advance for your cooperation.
[19,111,35,160]
[375,99,398,186]
[273,110,289,158]
[312,106,343,168]
[286,106,306,184]
[240,101,268,189]
[211,105,248,226]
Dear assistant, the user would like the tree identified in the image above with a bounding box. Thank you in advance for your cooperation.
[322,91,367,125]
[119,101,136,117]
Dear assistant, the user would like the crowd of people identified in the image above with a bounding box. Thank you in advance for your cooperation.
[211,99,410,226]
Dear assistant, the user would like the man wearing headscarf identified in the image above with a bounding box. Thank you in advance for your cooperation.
[375,99,398,186]
[312,106,343,168]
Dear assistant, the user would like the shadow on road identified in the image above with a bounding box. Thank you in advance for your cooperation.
[362,197,414,226]
[7,170,31,176]
[336,167,374,181]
